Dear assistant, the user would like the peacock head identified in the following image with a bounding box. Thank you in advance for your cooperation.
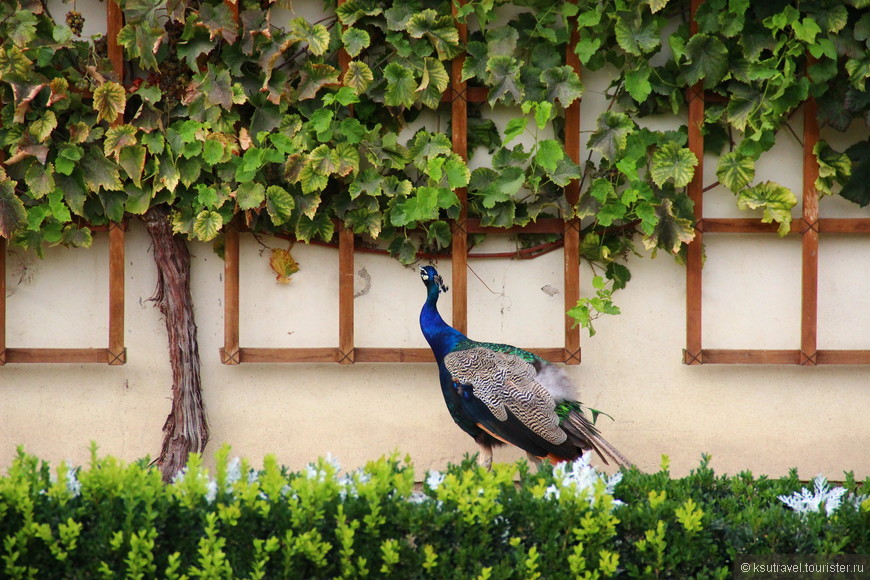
[419,265,448,293]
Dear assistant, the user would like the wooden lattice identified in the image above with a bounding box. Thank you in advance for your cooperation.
[220,0,583,364]
[0,223,126,365]
[0,2,126,366]
[683,0,870,365]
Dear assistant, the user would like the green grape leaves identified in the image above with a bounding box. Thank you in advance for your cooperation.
[839,139,870,207]
[588,112,635,161]
[737,181,797,234]
[814,141,851,197]
[717,152,756,192]
[384,62,417,108]
[0,178,27,237]
[193,209,222,241]
[269,247,300,283]
[2,0,869,296]
[642,198,696,254]
[406,9,460,60]
[681,34,729,88]
[93,82,126,124]
[486,55,524,106]
[650,142,697,188]
[615,12,661,56]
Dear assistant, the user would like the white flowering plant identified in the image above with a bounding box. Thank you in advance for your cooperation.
[778,474,869,517]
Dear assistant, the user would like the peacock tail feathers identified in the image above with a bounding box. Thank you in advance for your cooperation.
[555,400,584,421]
[563,411,633,467]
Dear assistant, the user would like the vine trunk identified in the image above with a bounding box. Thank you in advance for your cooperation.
[143,205,209,482]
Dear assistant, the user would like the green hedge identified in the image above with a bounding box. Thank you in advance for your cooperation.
[1,446,868,579]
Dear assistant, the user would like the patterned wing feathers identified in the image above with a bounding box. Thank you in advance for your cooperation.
[444,347,566,446]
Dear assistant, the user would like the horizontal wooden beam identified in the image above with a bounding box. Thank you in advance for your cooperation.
[465,218,566,234]
[699,217,870,235]
[527,348,581,364]
[233,348,343,363]
[226,347,578,364]
[818,219,870,234]
[3,348,117,364]
[354,348,434,363]
[441,86,488,104]
[698,219,803,234]
[694,349,802,365]
[816,350,870,365]
[684,349,870,365]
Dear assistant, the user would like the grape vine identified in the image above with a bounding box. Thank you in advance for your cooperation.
[1,0,869,333]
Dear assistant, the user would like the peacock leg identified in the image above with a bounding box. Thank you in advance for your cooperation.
[526,453,544,472]
[477,442,493,470]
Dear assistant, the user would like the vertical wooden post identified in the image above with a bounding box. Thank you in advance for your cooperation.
[801,97,819,366]
[336,0,355,363]
[106,0,126,364]
[106,0,124,81]
[451,0,469,334]
[684,0,705,364]
[108,223,126,364]
[0,237,5,365]
[338,224,355,363]
[563,5,581,364]
[222,224,240,364]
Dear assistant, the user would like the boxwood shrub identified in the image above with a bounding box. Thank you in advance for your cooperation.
[1,445,868,579]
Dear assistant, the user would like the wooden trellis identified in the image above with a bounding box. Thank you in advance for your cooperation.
[220,0,583,364]
[0,3,126,366]
[684,0,870,365]
[0,223,126,365]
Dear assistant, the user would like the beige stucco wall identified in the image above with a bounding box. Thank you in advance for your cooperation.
[4,2,870,480]
[4,210,870,480]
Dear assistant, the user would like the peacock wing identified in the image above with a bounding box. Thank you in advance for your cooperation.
[443,347,567,446]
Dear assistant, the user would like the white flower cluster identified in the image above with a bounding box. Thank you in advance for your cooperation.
[425,470,445,491]
[170,453,630,510]
[44,464,82,498]
[65,467,82,498]
[305,453,341,483]
[405,470,446,504]
[338,469,372,500]
[777,474,862,516]
[205,457,257,502]
[545,454,624,508]
[173,456,262,503]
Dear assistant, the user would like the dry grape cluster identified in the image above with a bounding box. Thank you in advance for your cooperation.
[66,10,85,36]
[157,20,191,104]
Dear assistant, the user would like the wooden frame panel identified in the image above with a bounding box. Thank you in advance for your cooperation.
[221,0,583,364]
[1,223,126,365]
[684,1,870,365]
[0,1,126,365]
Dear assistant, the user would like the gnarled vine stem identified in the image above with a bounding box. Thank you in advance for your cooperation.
[143,205,209,482]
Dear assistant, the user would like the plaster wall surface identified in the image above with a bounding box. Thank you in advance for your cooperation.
[4,217,870,480]
[3,1,870,481]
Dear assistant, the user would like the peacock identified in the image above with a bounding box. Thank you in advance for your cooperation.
[418,265,631,470]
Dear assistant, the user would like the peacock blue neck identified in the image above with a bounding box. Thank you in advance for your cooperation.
[420,282,466,360]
